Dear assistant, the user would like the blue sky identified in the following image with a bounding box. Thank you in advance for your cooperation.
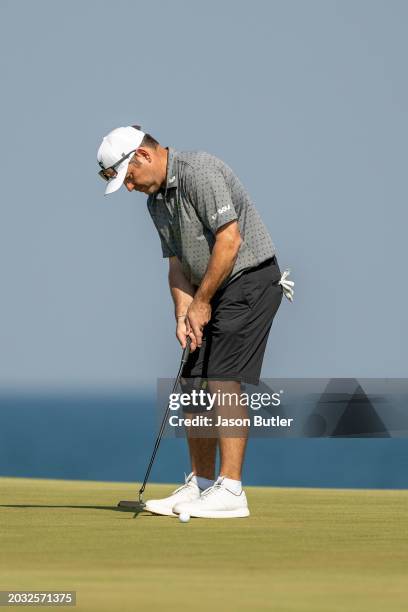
[1,0,407,389]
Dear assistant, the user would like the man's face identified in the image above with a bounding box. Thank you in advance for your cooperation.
[123,148,162,195]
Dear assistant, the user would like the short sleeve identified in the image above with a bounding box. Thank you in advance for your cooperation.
[157,228,175,258]
[190,166,238,234]
[147,200,176,258]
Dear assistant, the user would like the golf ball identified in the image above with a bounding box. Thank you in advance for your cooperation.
[179,512,190,523]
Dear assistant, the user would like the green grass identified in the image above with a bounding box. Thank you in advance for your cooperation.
[0,478,407,611]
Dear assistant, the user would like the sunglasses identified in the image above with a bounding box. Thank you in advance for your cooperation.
[98,148,138,182]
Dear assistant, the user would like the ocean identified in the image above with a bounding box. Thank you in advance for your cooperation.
[1,390,408,489]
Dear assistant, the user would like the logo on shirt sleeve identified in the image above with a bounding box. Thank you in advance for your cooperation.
[211,204,231,221]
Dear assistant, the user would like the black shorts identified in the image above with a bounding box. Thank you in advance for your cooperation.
[182,256,283,385]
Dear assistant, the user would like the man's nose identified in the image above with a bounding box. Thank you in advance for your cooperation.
[125,182,135,192]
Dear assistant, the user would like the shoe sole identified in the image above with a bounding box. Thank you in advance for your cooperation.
[173,508,250,519]
[144,502,177,517]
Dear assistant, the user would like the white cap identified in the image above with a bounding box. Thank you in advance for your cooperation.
[97,126,145,195]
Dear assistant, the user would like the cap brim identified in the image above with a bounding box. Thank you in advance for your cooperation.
[104,160,130,195]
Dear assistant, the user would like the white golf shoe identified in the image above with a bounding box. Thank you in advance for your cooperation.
[173,476,250,518]
[144,472,201,517]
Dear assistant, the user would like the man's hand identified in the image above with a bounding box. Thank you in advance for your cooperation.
[186,298,212,350]
[176,316,198,351]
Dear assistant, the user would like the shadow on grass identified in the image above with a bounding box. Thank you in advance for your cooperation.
[0,504,152,518]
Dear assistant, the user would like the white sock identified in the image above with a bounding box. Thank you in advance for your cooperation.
[192,475,215,491]
[220,476,242,495]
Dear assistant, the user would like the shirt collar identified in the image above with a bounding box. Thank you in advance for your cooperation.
[164,146,178,192]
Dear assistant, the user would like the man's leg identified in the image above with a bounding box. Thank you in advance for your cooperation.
[180,376,218,481]
[185,381,248,482]
[186,435,217,480]
[143,378,216,516]
[172,379,250,517]
[207,380,248,481]
[219,437,247,481]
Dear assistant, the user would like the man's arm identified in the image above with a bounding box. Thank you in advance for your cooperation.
[168,256,197,349]
[187,220,242,348]
[195,220,242,303]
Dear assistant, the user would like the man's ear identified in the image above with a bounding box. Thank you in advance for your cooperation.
[136,147,152,163]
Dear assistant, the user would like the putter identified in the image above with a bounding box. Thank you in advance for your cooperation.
[118,337,192,511]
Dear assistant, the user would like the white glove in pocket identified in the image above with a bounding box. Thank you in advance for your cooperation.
[278,269,294,302]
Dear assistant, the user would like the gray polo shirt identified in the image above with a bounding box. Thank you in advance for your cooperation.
[147,147,276,288]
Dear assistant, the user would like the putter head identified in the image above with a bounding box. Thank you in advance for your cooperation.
[117,499,146,511]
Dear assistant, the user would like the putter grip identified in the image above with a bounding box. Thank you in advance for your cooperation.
[181,336,192,364]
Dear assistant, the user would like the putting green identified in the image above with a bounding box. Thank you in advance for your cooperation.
[0,477,407,611]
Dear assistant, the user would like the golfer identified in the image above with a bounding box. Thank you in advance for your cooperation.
[97,125,293,518]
